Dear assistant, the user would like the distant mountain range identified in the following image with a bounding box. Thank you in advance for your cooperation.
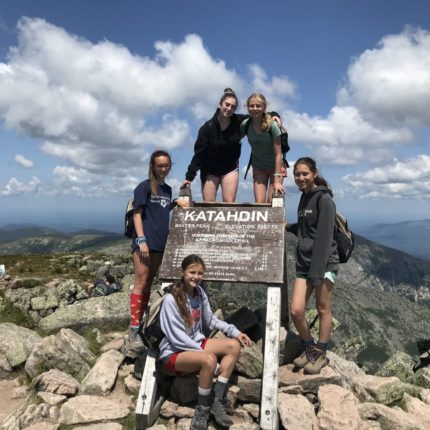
[0,224,127,255]
[358,219,430,260]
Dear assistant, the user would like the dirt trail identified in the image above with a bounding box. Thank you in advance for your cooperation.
[0,379,26,424]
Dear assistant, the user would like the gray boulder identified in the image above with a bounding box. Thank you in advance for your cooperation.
[59,395,130,425]
[235,341,263,378]
[0,323,42,368]
[33,369,80,396]
[25,328,95,380]
[377,351,416,384]
[79,350,124,395]
[38,293,129,333]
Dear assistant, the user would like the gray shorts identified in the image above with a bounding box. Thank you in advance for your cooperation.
[296,271,337,285]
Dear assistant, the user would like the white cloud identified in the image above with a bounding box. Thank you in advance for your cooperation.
[248,64,296,111]
[275,27,430,165]
[15,154,34,168]
[1,176,41,195]
[337,26,430,127]
[286,106,413,165]
[341,154,430,199]
[50,166,140,197]
[0,18,242,176]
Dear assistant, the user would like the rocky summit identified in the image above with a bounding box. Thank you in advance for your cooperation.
[0,234,430,429]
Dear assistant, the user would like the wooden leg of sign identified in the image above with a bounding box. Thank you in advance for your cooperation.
[281,228,289,330]
[260,285,281,430]
[135,348,158,429]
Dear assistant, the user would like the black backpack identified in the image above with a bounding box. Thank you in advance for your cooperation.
[124,198,134,238]
[317,193,355,264]
[138,285,170,350]
[243,118,290,179]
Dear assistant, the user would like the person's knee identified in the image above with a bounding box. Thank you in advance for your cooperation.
[227,339,241,357]
[201,352,217,372]
[290,305,305,321]
[316,303,331,317]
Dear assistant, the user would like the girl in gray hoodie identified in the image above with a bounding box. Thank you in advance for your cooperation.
[159,254,252,430]
[287,157,339,375]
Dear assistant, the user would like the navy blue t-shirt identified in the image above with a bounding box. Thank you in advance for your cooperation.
[133,180,172,252]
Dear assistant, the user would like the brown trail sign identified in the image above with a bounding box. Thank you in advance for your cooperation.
[136,198,287,430]
[160,205,285,283]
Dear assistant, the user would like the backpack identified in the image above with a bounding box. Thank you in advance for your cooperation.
[124,198,135,238]
[138,285,171,350]
[317,193,355,264]
[243,118,290,179]
[91,279,122,297]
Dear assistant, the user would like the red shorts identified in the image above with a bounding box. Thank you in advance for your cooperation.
[164,338,209,376]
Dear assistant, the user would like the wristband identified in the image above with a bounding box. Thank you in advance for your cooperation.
[273,173,282,177]
[135,236,147,245]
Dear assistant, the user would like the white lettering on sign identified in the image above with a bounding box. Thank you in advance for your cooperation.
[183,210,268,223]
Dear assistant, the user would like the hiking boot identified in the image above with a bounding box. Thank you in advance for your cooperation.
[293,344,313,368]
[190,404,210,430]
[210,397,233,428]
[121,329,145,358]
[304,347,329,375]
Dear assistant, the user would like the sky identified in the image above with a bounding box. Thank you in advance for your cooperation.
[0,0,430,233]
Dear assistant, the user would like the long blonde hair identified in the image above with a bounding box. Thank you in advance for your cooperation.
[170,255,206,329]
[247,93,272,132]
[148,150,172,196]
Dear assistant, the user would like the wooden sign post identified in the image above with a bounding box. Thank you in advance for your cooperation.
[136,201,286,430]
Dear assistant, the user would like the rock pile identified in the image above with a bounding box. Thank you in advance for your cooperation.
[1,266,430,429]
[1,318,430,429]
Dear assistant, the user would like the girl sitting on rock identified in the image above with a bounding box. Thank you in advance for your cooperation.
[159,254,252,430]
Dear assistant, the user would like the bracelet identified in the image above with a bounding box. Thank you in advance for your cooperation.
[135,236,147,245]
[273,173,282,177]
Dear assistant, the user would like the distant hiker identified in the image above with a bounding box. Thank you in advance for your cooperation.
[91,261,121,297]
[182,88,247,203]
[241,93,285,203]
[123,150,188,356]
[159,254,252,430]
[287,157,339,374]
[95,260,113,279]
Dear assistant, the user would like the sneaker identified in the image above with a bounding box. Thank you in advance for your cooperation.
[190,404,211,430]
[210,397,233,428]
[121,329,145,358]
[304,347,328,375]
[293,344,313,368]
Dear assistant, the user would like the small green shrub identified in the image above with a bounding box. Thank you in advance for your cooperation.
[0,297,35,328]
[119,413,136,430]
[82,329,102,356]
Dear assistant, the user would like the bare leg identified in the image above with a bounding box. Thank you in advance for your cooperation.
[174,337,241,389]
[202,176,220,202]
[174,350,218,389]
[290,277,314,340]
[131,251,163,295]
[204,338,241,379]
[315,279,334,343]
[253,171,270,203]
[220,169,239,203]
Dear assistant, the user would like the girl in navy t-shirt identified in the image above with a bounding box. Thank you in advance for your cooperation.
[124,150,188,354]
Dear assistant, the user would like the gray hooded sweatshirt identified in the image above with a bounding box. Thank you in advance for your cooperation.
[159,286,240,362]
[287,186,339,285]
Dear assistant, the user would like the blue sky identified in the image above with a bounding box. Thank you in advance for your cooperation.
[1,0,430,232]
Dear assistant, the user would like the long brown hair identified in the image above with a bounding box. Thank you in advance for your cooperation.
[247,93,272,132]
[148,150,172,196]
[170,255,206,329]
